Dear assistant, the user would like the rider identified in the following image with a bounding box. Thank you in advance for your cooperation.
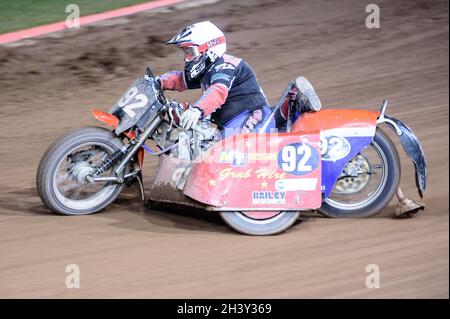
[156,21,275,137]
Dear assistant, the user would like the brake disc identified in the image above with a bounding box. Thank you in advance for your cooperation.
[334,154,371,194]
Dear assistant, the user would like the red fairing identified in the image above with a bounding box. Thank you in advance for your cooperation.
[195,83,229,116]
[159,71,187,92]
[183,132,322,210]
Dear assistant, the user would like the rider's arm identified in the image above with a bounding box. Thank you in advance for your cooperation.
[194,83,229,116]
[158,70,201,92]
[194,66,236,116]
[158,71,186,92]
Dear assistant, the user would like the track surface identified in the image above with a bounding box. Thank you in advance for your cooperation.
[0,0,448,298]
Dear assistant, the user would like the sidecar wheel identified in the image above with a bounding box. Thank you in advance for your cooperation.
[220,211,300,235]
[319,128,400,218]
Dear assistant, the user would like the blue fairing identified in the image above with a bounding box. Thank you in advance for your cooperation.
[321,136,374,198]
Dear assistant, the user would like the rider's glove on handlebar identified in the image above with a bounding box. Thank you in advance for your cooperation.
[180,106,203,130]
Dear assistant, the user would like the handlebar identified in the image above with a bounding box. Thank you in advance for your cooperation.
[146,65,168,105]
[145,66,155,78]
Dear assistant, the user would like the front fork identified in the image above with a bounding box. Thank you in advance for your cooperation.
[89,146,146,201]
[89,109,162,201]
[377,99,427,217]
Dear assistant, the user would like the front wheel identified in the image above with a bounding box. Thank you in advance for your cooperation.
[319,128,400,218]
[36,127,126,215]
[220,211,300,235]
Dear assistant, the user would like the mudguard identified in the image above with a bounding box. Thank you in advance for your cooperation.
[90,109,119,127]
[376,99,427,198]
[382,115,427,198]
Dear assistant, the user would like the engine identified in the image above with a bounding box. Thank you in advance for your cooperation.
[152,117,221,161]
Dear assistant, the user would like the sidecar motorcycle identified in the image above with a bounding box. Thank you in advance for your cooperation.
[36,67,427,235]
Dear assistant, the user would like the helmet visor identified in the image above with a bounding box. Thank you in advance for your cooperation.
[179,46,200,62]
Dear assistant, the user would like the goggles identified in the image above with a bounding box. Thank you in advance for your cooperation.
[179,46,201,62]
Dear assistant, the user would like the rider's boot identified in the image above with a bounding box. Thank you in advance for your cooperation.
[295,76,322,112]
[394,187,425,218]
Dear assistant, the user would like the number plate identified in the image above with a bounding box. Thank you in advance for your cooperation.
[109,77,161,134]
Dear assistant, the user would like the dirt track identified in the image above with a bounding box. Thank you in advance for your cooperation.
[0,0,448,298]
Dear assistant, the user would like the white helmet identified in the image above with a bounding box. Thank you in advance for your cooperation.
[167,21,226,81]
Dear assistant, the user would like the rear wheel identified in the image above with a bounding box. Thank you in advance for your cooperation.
[220,211,300,235]
[37,127,126,215]
[319,128,400,218]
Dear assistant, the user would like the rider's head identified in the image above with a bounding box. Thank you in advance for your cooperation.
[166,21,226,82]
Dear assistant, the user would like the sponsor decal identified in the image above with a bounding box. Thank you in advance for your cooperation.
[214,63,236,72]
[249,153,277,161]
[219,150,247,166]
[275,178,318,191]
[218,168,286,181]
[278,143,320,175]
[320,135,351,161]
[207,38,221,48]
[211,73,232,82]
[219,168,252,180]
[254,168,285,179]
[219,150,277,166]
[252,191,286,204]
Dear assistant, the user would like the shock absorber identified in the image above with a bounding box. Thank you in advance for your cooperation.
[95,144,130,176]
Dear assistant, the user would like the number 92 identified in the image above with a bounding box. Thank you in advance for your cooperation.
[278,143,319,175]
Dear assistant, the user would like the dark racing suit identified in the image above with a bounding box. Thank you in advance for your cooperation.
[159,54,275,136]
